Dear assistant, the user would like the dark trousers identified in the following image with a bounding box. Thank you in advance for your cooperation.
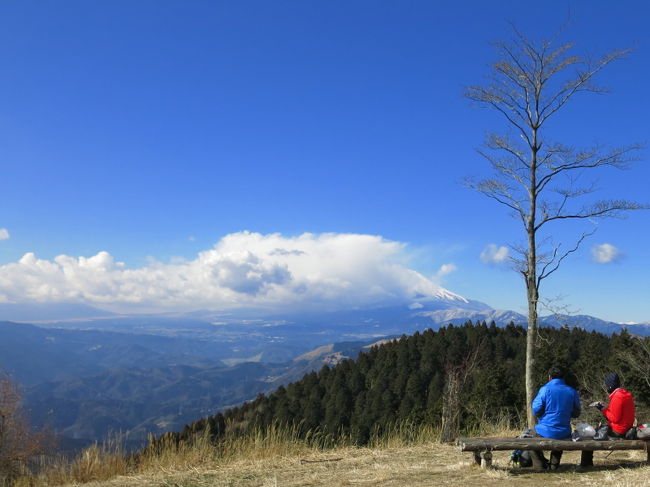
[531,449,563,469]
[530,428,565,470]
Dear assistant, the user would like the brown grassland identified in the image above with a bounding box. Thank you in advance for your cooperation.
[10,423,650,487]
[65,443,650,487]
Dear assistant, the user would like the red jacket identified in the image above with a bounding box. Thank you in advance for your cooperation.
[603,388,635,434]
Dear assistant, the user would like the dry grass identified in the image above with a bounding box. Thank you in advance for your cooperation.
[50,442,650,487]
[14,423,647,487]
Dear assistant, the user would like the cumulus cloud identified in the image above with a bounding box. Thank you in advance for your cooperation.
[0,232,449,313]
[480,244,509,264]
[591,243,623,264]
[0,228,9,240]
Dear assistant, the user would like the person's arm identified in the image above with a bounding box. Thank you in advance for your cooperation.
[532,386,546,418]
[571,390,581,418]
[603,393,622,424]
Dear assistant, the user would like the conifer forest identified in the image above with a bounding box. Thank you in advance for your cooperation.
[156,323,650,448]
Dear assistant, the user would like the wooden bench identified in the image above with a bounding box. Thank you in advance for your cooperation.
[457,437,650,468]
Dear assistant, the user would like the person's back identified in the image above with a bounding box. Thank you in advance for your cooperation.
[529,365,581,470]
[533,378,580,439]
[605,387,635,434]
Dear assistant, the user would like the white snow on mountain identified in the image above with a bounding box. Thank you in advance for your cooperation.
[431,287,469,303]
[413,308,524,325]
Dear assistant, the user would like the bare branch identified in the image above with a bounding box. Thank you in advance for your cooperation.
[538,230,596,284]
[464,176,527,221]
[484,133,530,170]
[536,144,644,194]
[495,39,536,88]
[536,182,597,226]
[538,49,631,124]
[465,86,532,142]
[539,294,579,318]
[537,200,648,230]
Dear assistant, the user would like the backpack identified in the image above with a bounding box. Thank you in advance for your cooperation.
[593,425,609,441]
[573,422,596,440]
[510,449,532,467]
[637,423,650,439]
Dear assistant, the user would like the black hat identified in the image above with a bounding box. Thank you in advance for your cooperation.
[605,373,620,391]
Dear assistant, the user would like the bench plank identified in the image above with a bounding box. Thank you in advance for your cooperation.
[458,437,649,452]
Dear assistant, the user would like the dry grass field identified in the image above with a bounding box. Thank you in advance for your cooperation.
[54,441,650,487]
[9,424,649,487]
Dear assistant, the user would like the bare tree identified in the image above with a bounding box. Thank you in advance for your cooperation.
[0,372,45,483]
[465,28,646,427]
[618,336,650,391]
[440,345,482,443]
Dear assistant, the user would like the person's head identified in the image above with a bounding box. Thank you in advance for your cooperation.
[604,373,621,393]
[548,365,564,380]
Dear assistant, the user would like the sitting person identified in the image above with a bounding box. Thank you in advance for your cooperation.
[530,365,581,471]
[582,373,635,467]
[592,372,635,437]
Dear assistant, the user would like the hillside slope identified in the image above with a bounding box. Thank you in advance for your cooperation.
[25,339,374,444]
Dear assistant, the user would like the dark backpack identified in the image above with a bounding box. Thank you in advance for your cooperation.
[625,427,637,440]
[510,449,532,467]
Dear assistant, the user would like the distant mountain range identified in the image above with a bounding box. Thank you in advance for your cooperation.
[412,308,650,337]
[0,302,115,322]
[1,291,648,447]
[2,290,648,338]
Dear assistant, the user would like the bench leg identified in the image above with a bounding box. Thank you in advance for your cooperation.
[580,450,593,467]
[480,451,493,469]
[646,447,649,466]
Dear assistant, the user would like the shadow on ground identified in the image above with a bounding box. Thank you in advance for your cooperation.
[502,458,648,476]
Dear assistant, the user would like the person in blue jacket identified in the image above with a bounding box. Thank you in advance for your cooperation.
[530,365,581,470]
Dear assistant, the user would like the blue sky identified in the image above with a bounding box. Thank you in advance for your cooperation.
[0,1,648,322]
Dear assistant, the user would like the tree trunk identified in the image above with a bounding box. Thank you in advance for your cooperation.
[526,126,539,428]
[526,282,538,428]
[440,367,462,443]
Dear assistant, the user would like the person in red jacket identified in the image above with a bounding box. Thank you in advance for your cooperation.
[593,373,635,437]
[582,373,636,467]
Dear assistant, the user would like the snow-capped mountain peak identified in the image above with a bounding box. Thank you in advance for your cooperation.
[432,286,469,303]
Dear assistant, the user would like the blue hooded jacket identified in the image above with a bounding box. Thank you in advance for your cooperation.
[532,378,581,439]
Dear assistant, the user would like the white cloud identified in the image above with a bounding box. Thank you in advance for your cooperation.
[591,243,623,264]
[480,244,509,264]
[0,232,449,313]
[0,228,9,240]
[436,263,457,278]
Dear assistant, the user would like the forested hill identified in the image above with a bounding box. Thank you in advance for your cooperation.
[153,322,650,448]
